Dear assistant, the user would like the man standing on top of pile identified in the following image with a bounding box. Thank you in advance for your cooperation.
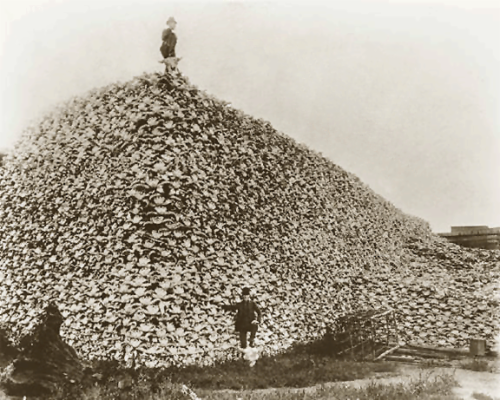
[160,17,180,72]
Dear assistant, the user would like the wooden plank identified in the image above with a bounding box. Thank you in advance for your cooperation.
[337,338,373,355]
[394,347,448,360]
[384,355,420,363]
[405,343,470,354]
[375,344,401,360]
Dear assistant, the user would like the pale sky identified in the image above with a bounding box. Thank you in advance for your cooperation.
[0,0,499,233]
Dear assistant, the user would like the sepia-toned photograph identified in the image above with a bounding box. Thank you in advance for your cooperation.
[0,0,499,399]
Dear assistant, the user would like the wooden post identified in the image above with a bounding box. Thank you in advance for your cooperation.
[470,338,486,356]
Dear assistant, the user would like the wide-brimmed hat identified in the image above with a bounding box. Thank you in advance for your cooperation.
[167,17,177,24]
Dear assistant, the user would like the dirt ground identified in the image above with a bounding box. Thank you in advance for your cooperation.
[450,368,500,400]
[208,361,500,400]
[342,364,500,400]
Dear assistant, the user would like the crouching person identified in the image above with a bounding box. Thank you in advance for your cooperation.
[221,287,262,349]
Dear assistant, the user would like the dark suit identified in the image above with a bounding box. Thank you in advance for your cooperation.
[160,28,177,58]
[222,300,262,348]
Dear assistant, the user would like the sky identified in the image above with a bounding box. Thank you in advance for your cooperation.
[0,0,499,233]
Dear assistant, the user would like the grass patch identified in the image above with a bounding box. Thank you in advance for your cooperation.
[42,368,459,400]
[168,342,396,391]
[472,393,500,400]
[1,339,457,400]
[471,393,498,400]
[459,359,494,372]
[196,370,460,399]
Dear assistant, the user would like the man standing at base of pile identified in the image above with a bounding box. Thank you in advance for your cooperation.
[160,16,179,72]
[221,287,262,349]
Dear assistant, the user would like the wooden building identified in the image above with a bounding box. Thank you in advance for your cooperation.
[438,226,500,250]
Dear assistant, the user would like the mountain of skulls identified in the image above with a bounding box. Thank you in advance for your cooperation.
[0,70,499,368]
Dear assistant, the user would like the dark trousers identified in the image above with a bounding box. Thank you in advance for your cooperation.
[239,325,258,348]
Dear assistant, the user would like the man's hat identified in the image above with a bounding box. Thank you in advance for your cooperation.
[242,287,250,295]
[167,17,177,24]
